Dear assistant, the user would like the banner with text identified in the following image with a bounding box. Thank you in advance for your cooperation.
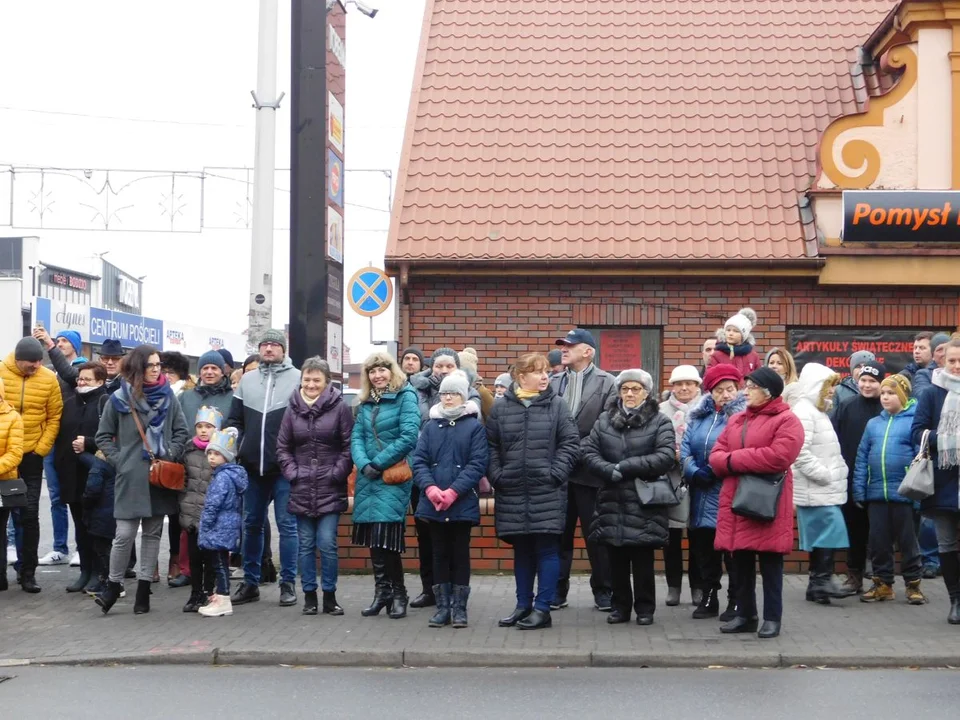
[842,190,960,243]
[789,328,917,377]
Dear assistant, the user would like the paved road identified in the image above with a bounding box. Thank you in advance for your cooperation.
[1,667,957,719]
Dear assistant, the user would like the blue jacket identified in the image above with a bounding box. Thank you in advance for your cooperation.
[412,404,487,525]
[199,463,248,552]
[853,400,918,504]
[351,383,420,524]
[680,393,747,529]
[81,456,117,539]
[912,384,960,513]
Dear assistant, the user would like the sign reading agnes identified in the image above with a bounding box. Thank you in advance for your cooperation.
[842,190,960,243]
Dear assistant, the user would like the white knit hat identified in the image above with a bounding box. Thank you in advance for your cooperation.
[668,365,702,385]
[439,370,470,401]
[616,369,653,393]
[724,307,757,339]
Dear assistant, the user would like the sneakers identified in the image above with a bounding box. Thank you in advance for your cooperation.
[905,579,927,605]
[5,546,16,565]
[69,552,80,567]
[594,591,613,612]
[198,593,233,617]
[38,551,68,566]
[860,577,895,602]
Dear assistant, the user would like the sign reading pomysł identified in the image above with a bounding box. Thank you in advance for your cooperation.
[789,328,918,377]
[842,190,960,244]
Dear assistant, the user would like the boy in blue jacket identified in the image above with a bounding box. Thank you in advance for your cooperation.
[199,428,248,617]
[853,375,925,605]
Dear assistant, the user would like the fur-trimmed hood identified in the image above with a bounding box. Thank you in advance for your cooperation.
[687,392,747,422]
[608,395,661,431]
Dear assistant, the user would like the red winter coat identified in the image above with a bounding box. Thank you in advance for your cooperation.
[709,396,803,554]
[709,344,761,381]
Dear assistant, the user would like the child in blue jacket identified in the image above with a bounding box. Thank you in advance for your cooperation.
[198,428,248,617]
[853,375,925,605]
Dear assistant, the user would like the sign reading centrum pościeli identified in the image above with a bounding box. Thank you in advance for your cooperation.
[789,328,918,377]
[842,190,960,244]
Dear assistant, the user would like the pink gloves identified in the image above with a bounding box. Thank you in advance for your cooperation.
[425,486,458,512]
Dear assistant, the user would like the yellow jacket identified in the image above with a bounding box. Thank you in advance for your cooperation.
[0,376,24,480]
[0,352,62,456]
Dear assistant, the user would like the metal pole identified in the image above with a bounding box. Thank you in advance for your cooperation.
[247,0,282,350]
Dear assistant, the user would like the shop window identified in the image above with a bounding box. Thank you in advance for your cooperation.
[585,327,661,391]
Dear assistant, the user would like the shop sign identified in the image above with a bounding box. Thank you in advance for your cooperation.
[842,190,960,244]
[327,206,343,263]
[789,328,918,376]
[329,25,345,68]
[89,307,163,348]
[597,330,642,372]
[328,92,344,154]
[45,269,90,292]
[328,150,344,208]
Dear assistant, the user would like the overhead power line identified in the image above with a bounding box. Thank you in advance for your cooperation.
[0,105,250,129]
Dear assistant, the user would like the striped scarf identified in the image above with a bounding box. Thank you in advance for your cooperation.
[933,369,960,469]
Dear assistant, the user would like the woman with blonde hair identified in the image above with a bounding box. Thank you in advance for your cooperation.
[351,351,420,619]
[765,348,799,386]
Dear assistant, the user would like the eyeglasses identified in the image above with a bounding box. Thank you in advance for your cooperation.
[620,386,645,395]
[260,342,282,349]
[744,381,760,390]
[146,363,162,370]
[439,392,462,398]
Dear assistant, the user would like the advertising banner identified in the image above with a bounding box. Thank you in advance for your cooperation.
[842,190,960,243]
[89,307,163,348]
[789,328,918,376]
[163,321,247,360]
[33,297,90,339]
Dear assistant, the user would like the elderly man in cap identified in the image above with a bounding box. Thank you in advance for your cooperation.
[0,337,63,592]
[228,329,301,608]
[550,328,617,610]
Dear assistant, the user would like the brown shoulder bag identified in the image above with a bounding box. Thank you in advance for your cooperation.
[131,410,185,491]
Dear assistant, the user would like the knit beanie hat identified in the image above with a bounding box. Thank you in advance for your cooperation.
[616,368,653,393]
[668,365,701,385]
[881,374,911,407]
[15,337,44,362]
[217,348,235,371]
[547,349,562,366]
[702,363,743,392]
[931,332,952,352]
[207,428,239,463]
[746,367,785,398]
[56,330,83,357]
[400,347,424,365]
[258,328,287,351]
[859,361,886,382]
[195,406,224,430]
[198,350,226,373]
[458,347,479,373]
[848,350,876,373]
[724,307,757,339]
[494,372,512,388]
[439,370,470,401]
[430,347,460,368]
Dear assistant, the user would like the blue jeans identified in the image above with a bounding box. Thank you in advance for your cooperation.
[512,533,560,612]
[208,549,231,595]
[6,512,22,566]
[44,453,69,555]
[296,513,340,593]
[919,515,940,570]
[242,474,298,585]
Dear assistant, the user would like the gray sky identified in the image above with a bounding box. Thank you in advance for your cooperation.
[0,0,426,360]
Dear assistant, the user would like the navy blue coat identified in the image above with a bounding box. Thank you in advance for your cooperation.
[412,406,487,525]
[680,393,747,529]
[199,463,249,551]
[912,384,960,513]
[81,456,117,539]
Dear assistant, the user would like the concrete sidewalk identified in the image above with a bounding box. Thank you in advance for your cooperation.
[2,567,959,669]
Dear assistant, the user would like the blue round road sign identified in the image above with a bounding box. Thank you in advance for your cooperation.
[347,267,393,318]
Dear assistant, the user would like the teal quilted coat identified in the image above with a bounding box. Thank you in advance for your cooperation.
[351,383,420,523]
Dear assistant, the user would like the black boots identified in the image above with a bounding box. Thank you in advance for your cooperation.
[303,590,319,616]
[96,581,123,614]
[386,552,407,619]
[428,583,452,627]
[260,557,278,585]
[758,620,781,639]
[720,615,759,634]
[322,590,344,615]
[451,585,470,628]
[134,579,151,614]
[183,590,208,613]
[66,570,92,594]
[498,607,532,627]
[692,587,719,619]
[517,608,552,630]
[20,572,41,594]
[410,586,436,609]
[939,552,960,625]
[361,549,393,617]
[389,587,409,619]
[807,549,849,604]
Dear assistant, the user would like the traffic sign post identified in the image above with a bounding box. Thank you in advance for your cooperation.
[348,267,393,317]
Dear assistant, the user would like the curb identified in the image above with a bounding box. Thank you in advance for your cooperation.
[14,648,960,669]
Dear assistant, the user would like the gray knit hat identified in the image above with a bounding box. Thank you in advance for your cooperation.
[15,337,44,362]
[616,368,653,393]
[932,332,952,352]
[430,347,460,368]
[849,350,875,373]
[494,372,512,388]
[258,328,287,351]
[439,370,469,400]
[547,349,562,366]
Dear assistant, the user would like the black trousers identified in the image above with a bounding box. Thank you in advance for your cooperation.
[186,529,215,594]
[867,502,923,584]
[689,528,738,600]
[842,498,869,573]
[410,485,434,592]
[607,544,656,618]
[91,536,113,581]
[428,521,471,586]
[559,483,611,596]
[663,527,702,590]
[18,452,44,577]
[167,513,181,560]
[67,502,92,575]
[734,551,783,622]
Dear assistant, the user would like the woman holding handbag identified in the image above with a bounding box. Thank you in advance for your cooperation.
[709,367,803,639]
[94,345,189,615]
[584,369,677,626]
[351,352,420,620]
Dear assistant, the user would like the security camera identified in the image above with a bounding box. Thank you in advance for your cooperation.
[348,0,378,17]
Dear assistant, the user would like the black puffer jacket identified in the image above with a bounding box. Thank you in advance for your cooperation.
[584,397,677,548]
[486,385,580,539]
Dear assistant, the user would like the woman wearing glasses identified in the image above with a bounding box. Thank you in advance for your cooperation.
[94,345,189,615]
[710,368,803,639]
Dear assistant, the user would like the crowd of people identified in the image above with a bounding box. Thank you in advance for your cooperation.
[3,312,960,639]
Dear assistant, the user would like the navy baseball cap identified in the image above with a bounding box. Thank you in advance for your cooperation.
[555,328,597,349]
[99,339,126,357]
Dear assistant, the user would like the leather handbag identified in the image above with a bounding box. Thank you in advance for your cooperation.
[370,407,413,485]
[634,476,681,507]
[898,429,935,502]
[131,410,185,492]
[730,419,784,521]
[0,477,28,508]
[667,479,690,524]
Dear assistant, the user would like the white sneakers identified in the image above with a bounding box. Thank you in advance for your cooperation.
[199,593,233,617]
[5,546,16,564]
[69,552,80,567]
[38,551,68,566]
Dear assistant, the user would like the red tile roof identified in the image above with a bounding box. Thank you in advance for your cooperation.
[386,0,898,266]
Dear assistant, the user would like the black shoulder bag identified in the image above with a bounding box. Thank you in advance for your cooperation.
[730,418,785,522]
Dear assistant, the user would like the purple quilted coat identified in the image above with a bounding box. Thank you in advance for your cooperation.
[277,385,354,517]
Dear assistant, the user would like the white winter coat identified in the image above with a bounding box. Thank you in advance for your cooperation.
[782,363,848,507]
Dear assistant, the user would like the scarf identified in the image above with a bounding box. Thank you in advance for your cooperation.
[195,376,232,398]
[111,375,173,461]
[715,341,754,358]
[192,437,209,450]
[515,387,540,402]
[662,393,696,448]
[560,364,594,416]
[618,399,641,417]
[301,390,320,406]
[933,369,960,468]
[369,387,385,404]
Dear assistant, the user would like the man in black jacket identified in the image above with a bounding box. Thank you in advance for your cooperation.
[832,361,884,595]
[550,328,617,610]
